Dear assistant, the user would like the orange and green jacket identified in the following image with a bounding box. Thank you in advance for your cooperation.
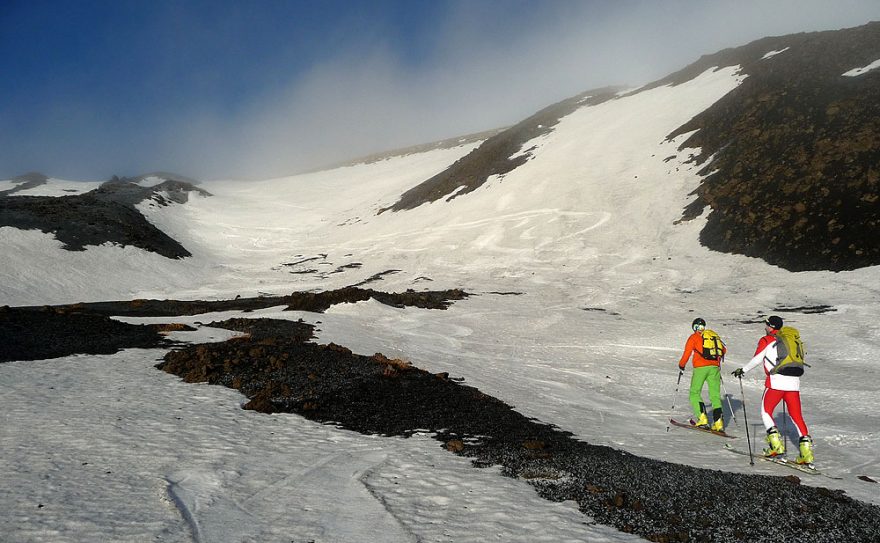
[678,331,726,369]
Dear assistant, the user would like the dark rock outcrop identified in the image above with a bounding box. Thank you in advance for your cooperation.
[0,192,192,258]
[0,305,168,363]
[666,22,880,271]
[96,175,211,207]
[1,287,467,362]
[0,173,208,258]
[30,287,469,318]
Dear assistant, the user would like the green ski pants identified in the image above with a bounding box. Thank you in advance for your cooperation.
[689,365,722,418]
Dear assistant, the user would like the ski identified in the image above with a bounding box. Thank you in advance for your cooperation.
[669,419,736,438]
[723,443,841,479]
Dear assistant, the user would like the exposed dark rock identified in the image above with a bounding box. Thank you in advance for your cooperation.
[202,317,314,342]
[666,22,880,271]
[0,192,192,258]
[0,305,168,362]
[27,286,469,318]
[1,287,467,361]
[381,87,624,212]
[0,173,208,258]
[158,323,880,542]
[350,270,401,287]
[96,175,211,207]
[771,305,837,314]
[581,307,621,316]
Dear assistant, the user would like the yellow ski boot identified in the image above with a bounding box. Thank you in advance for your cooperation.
[763,427,785,457]
[796,435,814,465]
[710,408,724,432]
[692,412,709,429]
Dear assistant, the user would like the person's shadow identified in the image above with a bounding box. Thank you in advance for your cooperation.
[720,394,743,431]
[723,400,801,455]
[721,396,763,452]
[775,409,802,454]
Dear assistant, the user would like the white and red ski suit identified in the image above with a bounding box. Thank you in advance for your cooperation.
[740,332,810,437]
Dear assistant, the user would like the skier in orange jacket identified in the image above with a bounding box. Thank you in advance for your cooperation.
[678,318,727,431]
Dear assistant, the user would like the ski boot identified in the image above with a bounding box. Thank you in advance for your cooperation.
[691,412,709,429]
[796,435,814,465]
[710,408,724,432]
[763,427,785,457]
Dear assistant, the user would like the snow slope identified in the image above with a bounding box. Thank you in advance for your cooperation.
[2,63,880,542]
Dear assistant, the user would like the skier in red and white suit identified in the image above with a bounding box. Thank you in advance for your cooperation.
[732,315,814,463]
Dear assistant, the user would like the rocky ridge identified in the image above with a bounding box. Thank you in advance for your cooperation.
[0,173,207,258]
[667,22,880,271]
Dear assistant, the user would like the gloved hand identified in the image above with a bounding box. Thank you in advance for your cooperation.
[732,368,745,378]
[678,365,685,372]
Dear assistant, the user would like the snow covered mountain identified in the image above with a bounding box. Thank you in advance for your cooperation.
[2,23,880,543]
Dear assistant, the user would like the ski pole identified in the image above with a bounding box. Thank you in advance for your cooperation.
[737,375,754,465]
[666,368,684,432]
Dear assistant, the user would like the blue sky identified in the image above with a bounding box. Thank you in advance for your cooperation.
[2,0,880,181]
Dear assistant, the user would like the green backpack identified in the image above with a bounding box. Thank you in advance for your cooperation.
[700,330,725,361]
[771,326,808,376]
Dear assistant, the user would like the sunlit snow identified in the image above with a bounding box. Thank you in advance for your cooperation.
[761,47,790,59]
[843,57,880,76]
